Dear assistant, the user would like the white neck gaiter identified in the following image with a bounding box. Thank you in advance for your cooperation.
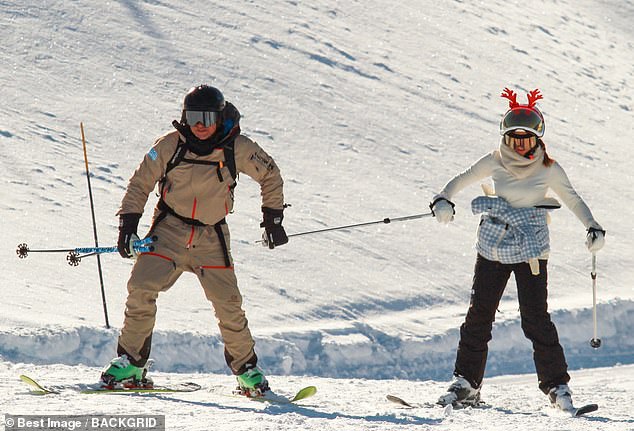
[499,137,544,179]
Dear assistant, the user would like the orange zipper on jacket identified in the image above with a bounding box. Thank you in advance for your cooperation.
[186,198,197,249]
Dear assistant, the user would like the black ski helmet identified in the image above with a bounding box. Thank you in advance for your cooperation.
[182,85,226,125]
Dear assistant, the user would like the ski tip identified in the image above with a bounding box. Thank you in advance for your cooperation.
[19,374,57,394]
[574,403,598,417]
[300,385,317,394]
[386,394,414,407]
[240,386,317,404]
[19,374,39,387]
[290,385,317,402]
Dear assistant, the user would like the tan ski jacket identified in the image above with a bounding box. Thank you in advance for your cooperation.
[118,130,284,226]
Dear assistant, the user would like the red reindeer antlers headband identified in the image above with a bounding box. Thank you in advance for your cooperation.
[501,88,543,109]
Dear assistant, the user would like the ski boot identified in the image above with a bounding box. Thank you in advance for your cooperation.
[437,375,481,407]
[235,366,270,398]
[548,384,574,411]
[100,354,153,389]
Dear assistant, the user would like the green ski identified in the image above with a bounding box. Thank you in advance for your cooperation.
[19,374,201,395]
[19,375,59,395]
[80,382,201,394]
[232,385,317,404]
[289,385,317,402]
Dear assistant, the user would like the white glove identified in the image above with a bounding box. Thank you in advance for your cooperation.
[585,225,605,253]
[430,197,455,224]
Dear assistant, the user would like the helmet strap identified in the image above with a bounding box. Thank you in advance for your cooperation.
[522,139,542,160]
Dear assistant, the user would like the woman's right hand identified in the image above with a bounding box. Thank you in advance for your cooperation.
[586,224,606,253]
[430,197,455,224]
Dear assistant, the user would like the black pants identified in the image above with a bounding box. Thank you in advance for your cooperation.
[454,254,570,394]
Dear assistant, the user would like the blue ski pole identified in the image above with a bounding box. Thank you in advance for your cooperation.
[17,237,156,266]
[74,236,154,254]
[68,237,155,266]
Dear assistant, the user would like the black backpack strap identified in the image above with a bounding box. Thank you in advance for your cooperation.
[213,219,232,268]
[223,138,237,184]
[158,138,188,196]
[165,139,189,176]
[157,199,206,226]
[178,157,226,182]
[159,125,239,199]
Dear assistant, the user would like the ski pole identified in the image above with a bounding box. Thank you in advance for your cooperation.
[16,237,155,260]
[66,243,154,266]
[589,253,601,349]
[72,236,154,260]
[80,123,110,328]
[255,212,433,244]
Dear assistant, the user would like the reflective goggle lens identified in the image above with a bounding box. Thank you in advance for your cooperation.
[500,108,544,137]
[185,110,220,127]
[506,131,536,139]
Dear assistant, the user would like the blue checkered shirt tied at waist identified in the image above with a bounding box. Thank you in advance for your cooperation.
[471,196,551,264]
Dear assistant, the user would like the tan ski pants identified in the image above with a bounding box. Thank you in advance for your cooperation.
[117,214,256,374]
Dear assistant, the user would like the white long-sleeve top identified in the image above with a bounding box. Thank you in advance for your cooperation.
[437,141,600,230]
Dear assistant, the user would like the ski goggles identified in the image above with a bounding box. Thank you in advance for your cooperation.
[184,110,221,127]
[505,130,537,139]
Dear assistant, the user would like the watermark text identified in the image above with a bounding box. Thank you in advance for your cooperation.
[5,414,165,431]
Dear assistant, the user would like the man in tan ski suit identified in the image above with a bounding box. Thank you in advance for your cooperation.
[100,85,287,394]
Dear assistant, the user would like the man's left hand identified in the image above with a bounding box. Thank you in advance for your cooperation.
[260,207,288,249]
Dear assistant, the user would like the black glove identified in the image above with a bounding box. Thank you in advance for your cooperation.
[260,207,288,249]
[117,213,141,258]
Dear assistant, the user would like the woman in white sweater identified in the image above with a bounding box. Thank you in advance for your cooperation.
[431,88,605,411]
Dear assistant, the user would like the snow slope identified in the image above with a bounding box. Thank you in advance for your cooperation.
[1,0,633,429]
[3,362,634,431]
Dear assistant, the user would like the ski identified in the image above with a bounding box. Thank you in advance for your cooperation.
[556,403,599,417]
[19,375,59,395]
[19,374,201,395]
[573,403,599,417]
[287,385,317,402]
[232,386,317,404]
[388,392,597,417]
[387,394,433,408]
[387,394,486,409]
[80,382,202,394]
[20,374,313,404]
